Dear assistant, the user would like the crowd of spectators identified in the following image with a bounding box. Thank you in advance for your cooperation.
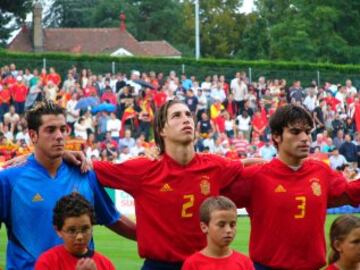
[1,63,360,176]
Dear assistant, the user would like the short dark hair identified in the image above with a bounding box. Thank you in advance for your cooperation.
[269,104,313,147]
[26,100,66,132]
[154,100,186,154]
[199,196,237,225]
[328,215,360,264]
[53,192,96,230]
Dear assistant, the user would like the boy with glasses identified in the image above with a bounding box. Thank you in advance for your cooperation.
[35,192,115,269]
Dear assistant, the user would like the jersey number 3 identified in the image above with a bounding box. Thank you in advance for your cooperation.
[182,194,195,218]
[294,196,306,219]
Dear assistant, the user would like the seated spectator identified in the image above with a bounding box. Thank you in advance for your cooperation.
[118,129,135,151]
[339,134,358,168]
[74,117,88,140]
[101,86,117,105]
[116,146,132,163]
[3,105,20,132]
[106,112,121,142]
[333,129,345,149]
[259,142,277,160]
[231,132,249,155]
[329,149,347,170]
[197,112,214,139]
[236,110,251,141]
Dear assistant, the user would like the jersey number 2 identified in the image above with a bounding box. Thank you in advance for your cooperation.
[181,194,194,218]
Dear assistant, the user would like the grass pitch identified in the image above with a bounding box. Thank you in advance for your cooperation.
[0,214,353,269]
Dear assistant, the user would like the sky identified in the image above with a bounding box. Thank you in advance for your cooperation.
[240,0,255,14]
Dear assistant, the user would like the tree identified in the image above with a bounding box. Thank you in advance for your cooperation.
[180,0,245,58]
[251,0,360,63]
[235,13,270,60]
[0,0,32,47]
[44,0,98,27]
[132,0,183,44]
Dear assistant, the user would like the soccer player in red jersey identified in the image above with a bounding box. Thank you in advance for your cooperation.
[224,104,360,270]
[181,196,254,270]
[92,100,258,270]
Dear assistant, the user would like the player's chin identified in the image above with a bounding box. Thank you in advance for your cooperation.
[297,152,309,159]
[222,236,234,244]
[51,151,64,159]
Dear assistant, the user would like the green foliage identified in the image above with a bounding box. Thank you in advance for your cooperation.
[252,0,360,63]
[4,0,360,62]
[0,0,32,47]
[181,0,245,58]
[44,0,98,27]
[131,0,183,43]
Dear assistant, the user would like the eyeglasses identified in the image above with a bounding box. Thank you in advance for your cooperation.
[62,226,92,238]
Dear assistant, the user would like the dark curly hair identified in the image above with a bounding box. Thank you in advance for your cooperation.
[269,104,313,148]
[53,192,96,230]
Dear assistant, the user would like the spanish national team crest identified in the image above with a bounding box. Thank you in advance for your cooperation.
[310,178,322,196]
[200,176,211,195]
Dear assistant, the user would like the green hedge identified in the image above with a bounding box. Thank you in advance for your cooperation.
[1,50,360,87]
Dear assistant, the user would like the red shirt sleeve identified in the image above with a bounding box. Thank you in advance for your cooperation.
[221,164,258,208]
[346,179,360,205]
[93,157,153,196]
[322,161,360,206]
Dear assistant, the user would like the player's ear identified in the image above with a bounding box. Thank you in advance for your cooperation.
[28,129,38,144]
[333,240,343,253]
[272,133,281,145]
[200,222,208,234]
[55,226,63,239]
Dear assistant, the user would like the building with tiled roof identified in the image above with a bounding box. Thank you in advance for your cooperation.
[7,3,181,58]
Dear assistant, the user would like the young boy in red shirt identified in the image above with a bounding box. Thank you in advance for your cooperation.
[182,196,254,270]
[35,193,115,270]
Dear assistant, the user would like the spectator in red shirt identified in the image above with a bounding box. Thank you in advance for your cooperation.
[252,110,268,141]
[40,68,48,87]
[214,110,226,135]
[101,86,117,105]
[153,85,168,109]
[47,67,61,87]
[83,80,97,97]
[11,76,28,114]
[0,83,11,122]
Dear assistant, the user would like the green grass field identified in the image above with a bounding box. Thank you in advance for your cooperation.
[0,214,357,269]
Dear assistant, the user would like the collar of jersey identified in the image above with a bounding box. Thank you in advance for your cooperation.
[27,154,66,179]
[271,158,307,173]
[163,152,198,168]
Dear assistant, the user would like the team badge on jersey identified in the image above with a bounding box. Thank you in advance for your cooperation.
[32,193,44,202]
[200,176,211,195]
[310,178,322,196]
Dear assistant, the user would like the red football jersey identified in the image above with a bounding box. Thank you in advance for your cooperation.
[224,158,360,270]
[35,245,115,270]
[324,264,339,270]
[94,153,243,262]
[181,250,255,270]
